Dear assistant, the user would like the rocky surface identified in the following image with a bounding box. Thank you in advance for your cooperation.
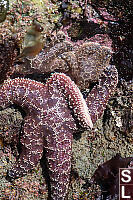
[0,80,132,199]
[0,0,132,199]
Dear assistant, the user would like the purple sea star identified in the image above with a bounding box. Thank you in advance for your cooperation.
[0,72,92,199]
[0,67,118,199]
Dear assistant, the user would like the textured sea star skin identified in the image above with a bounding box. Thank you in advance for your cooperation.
[0,73,92,200]
[86,65,118,123]
[16,32,112,90]
[0,64,118,199]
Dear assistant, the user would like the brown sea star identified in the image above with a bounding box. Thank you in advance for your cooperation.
[0,73,92,200]
[0,64,118,199]
[15,31,113,90]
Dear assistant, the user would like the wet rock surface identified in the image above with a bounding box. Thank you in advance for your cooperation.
[0,0,132,199]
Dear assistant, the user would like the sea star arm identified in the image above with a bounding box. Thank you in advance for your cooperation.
[86,65,118,123]
[42,73,88,199]
[7,116,44,180]
[16,40,73,75]
[43,101,75,199]
[0,79,45,180]
[46,73,93,129]
[32,41,73,71]
[76,42,113,89]
[60,51,80,84]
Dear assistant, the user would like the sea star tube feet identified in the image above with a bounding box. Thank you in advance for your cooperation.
[0,73,92,200]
